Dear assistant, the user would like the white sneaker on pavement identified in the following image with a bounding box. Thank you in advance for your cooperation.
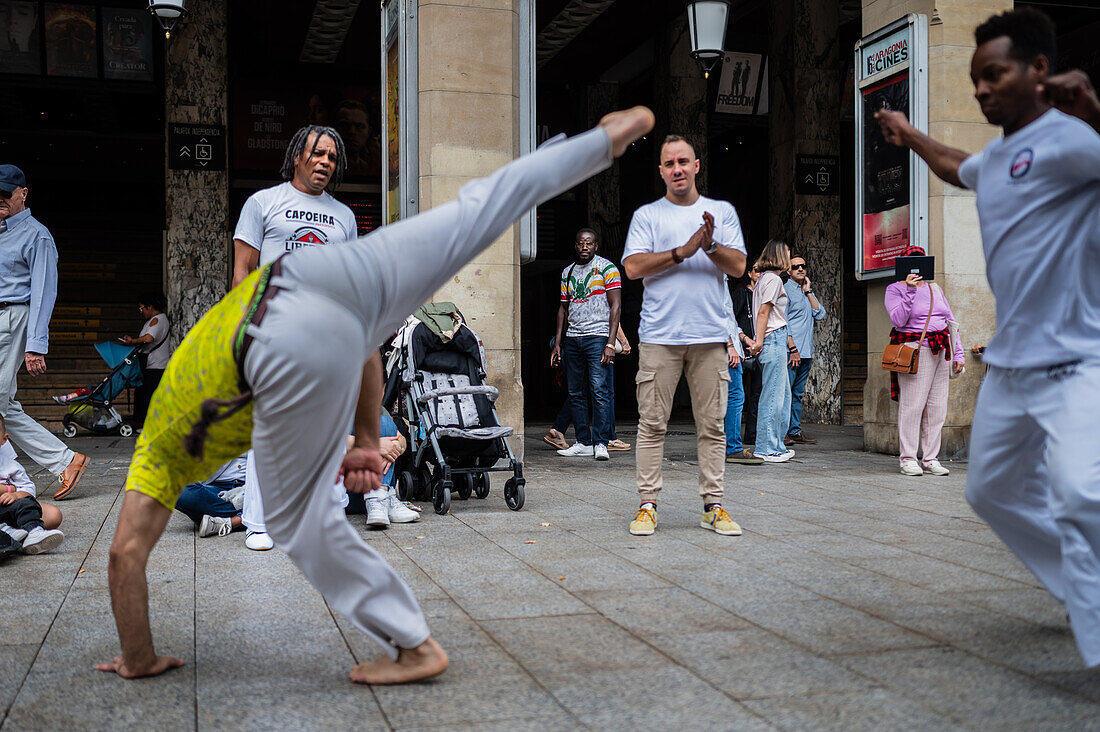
[366,495,391,527]
[757,450,794,463]
[198,515,234,538]
[923,460,950,476]
[594,444,610,461]
[245,530,274,551]
[557,443,594,457]
[21,526,64,554]
[900,461,924,476]
[387,488,420,523]
[0,525,27,543]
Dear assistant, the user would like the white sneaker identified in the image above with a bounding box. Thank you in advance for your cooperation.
[557,443,595,457]
[21,526,64,554]
[0,524,27,543]
[757,450,794,463]
[900,461,924,476]
[198,515,234,538]
[387,488,420,523]
[244,530,274,551]
[923,460,950,476]
[594,444,610,461]
[366,496,391,527]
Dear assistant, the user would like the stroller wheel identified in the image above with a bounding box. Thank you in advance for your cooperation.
[416,467,432,499]
[118,423,134,438]
[474,472,490,499]
[433,481,451,515]
[504,478,525,511]
[397,470,416,501]
[62,422,78,439]
[455,474,473,501]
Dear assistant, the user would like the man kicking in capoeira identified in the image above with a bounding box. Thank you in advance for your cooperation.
[876,9,1100,665]
[95,106,656,683]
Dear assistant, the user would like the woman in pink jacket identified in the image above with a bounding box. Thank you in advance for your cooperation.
[884,246,965,476]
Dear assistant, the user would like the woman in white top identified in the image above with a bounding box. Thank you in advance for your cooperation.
[748,240,795,461]
[120,292,172,429]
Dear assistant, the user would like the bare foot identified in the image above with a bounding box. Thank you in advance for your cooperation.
[599,106,655,157]
[349,636,448,685]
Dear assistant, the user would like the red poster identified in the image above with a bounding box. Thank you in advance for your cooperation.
[861,72,911,274]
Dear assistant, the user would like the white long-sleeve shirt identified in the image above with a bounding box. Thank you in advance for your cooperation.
[0,440,37,497]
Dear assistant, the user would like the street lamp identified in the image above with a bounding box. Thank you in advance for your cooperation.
[686,0,730,78]
[147,0,189,39]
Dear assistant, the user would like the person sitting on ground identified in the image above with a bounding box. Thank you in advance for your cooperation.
[173,453,247,538]
[344,410,420,527]
[0,414,64,554]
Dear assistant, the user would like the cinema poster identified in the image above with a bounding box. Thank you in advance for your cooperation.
[101,6,152,81]
[715,52,763,115]
[0,1,41,75]
[854,15,928,279]
[45,2,96,78]
[861,72,911,272]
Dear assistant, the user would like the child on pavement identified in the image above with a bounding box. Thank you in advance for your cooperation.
[0,414,65,554]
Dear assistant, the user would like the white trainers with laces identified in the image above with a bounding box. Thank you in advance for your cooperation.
[757,450,795,463]
[923,460,950,476]
[387,488,420,523]
[594,444,610,461]
[198,515,234,538]
[366,495,391,527]
[245,530,274,551]
[557,443,594,457]
[21,526,64,554]
[900,461,924,476]
[0,524,28,544]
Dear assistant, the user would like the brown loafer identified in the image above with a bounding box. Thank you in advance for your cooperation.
[786,433,817,445]
[53,453,89,500]
[542,430,569,451]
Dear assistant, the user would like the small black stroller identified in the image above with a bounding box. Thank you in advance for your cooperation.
[383,309,525,515]
[56,341,142,438]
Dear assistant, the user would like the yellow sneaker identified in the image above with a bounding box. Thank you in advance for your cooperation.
[701,506,742,536]
[629,506,657,536]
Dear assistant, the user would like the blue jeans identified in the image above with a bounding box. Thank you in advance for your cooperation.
[564,335,613,446]
[725,363,745,454]
[756,328,792,456]
[554,362,617,439]
[787,357,812,436]
[175,481,243,525]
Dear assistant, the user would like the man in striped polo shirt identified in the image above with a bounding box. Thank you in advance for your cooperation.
[550,228,622,461]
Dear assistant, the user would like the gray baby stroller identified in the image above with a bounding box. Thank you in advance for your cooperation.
[383,307,525,515]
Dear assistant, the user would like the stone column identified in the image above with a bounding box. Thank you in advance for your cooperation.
[164,0,229,346]
[416,0,525,442]
[861,0,1008,456]
[655,15,708,194]
[769,0,844,424]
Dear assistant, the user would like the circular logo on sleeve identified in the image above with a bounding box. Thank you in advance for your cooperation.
[1009,148,1034,179]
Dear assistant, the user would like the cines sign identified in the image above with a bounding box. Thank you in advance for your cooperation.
[861,28,909,81]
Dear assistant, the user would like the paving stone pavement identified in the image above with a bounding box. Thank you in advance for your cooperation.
[4,425,1100,730]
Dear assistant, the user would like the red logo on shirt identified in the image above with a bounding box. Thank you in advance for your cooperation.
[284,226,329,252]
[1009,148,1034,179]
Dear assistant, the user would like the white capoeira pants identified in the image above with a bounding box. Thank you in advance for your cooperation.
[240,126,613,657]
[241,450,265,533]
[965,360,1100,666]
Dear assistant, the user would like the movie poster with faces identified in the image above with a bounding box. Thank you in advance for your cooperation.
[860,72,911,273]
[44,2,96,77]
[101,6,152,81]
[0,1,41,74]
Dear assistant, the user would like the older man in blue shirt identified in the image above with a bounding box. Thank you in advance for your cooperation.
[783,255,826,445]
[0,165,88,499]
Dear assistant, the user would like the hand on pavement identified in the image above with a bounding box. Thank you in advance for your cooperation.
[95,655,184,679]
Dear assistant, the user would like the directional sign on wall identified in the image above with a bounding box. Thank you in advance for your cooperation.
[168,123,227,171]
[795,154,840,196]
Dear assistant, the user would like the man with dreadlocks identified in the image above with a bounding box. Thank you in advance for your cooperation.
[231,125,358,551]
[95,106,656,685]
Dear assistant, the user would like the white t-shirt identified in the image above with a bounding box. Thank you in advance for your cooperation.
[622,195,746,345]
[957,109,1100,369]
[752,271,788,336]
[139,313,171,370]
[0,441,36,497]
[233,182,358,266]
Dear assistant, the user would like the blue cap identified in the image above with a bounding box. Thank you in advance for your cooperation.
[0,165,27,194]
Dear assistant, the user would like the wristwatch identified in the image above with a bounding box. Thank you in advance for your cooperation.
[704,240,719,255]
[804,289,815,295]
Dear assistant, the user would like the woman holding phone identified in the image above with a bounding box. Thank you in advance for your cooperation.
[884,246,965,476]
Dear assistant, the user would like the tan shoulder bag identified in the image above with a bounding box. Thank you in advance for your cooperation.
[882,285,935,374]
